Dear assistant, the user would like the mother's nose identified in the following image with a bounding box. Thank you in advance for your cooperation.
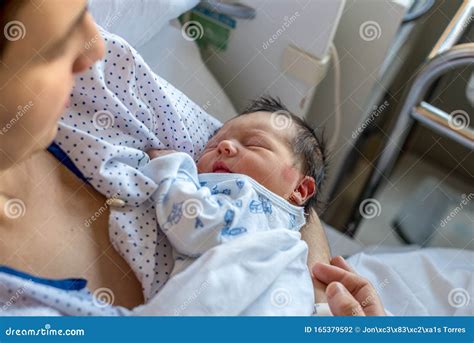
[217,140,237,156]
[73,13,106,73]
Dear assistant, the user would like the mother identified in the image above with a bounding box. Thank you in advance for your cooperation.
[0,0,384,316]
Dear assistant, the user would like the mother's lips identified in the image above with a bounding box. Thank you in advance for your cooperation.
[212,161,231,173]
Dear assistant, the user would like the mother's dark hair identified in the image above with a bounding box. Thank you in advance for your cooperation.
[0,0,26,56]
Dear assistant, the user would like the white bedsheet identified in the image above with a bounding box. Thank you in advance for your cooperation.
[89,0,199,48]
[347,248,473,316]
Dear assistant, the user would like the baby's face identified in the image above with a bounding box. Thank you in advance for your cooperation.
[197,111,303,200]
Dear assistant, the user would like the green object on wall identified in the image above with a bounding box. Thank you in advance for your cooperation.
[179,5,236,51]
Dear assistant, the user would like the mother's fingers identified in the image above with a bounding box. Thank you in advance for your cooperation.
[313,262,386,316]
[330,256,355,273]
[326,282,364,316]
[312,262,364,294]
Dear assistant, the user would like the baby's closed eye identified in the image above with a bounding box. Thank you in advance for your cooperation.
[244,138,270,149]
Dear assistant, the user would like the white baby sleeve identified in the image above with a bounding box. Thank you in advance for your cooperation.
[133,229,312,316]
[141,152,253,257]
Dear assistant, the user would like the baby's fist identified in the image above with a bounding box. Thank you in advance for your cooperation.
[147,149,177,159]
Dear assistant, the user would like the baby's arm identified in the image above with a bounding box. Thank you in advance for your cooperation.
[142,151,248,257]
[147,149,177,159]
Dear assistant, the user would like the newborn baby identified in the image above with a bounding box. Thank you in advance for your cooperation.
[143,96,327,315]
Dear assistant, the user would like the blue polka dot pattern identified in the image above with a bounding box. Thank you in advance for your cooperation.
[0,272,125,315]
[55,28,222,301]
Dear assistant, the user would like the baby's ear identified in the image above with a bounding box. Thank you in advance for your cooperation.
[290,176,316,206]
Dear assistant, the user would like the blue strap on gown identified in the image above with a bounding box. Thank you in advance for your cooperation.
[47,142,90,184]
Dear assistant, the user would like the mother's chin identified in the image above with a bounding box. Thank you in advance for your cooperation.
[0,102,60,170]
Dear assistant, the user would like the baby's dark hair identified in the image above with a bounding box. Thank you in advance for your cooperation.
[240,96,328,215]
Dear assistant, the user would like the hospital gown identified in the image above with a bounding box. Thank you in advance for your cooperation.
[0,27,316,316]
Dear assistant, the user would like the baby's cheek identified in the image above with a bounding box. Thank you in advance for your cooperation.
[196,154,210,173]
[196,159,204,173]
[281,164,300,183]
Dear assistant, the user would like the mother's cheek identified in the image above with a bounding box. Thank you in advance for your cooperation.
[13,65,73,146]
[29,68,73,127]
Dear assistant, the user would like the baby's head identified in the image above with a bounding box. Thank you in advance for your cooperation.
[197,96,327,213]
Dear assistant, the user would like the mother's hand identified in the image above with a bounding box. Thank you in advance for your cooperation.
[313,256,386,316]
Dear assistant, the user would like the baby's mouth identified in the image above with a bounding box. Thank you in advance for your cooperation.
[212,161,232,173]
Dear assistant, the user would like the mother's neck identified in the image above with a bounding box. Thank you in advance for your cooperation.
[0,150,46,219]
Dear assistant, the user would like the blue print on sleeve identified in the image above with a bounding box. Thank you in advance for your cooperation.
[164,202,183,230]
[195,217,204,229]
[259,194,273,214]
[211,185,231,196]
[233,199,243,208]
[249,195,272,214]
[199,181,208,187]
[289,213,296,229]
[222,226,247,236]
[223,209,234,226]
[220,209,247,236]
[236,179,245,189]
[249,200,263,213]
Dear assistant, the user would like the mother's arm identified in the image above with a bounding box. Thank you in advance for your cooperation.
[301,210,331,303]
[302,212,386,315]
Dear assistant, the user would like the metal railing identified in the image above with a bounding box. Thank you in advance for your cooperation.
[345,0,474,237]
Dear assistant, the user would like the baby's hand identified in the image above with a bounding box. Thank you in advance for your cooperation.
[147,149,177,160]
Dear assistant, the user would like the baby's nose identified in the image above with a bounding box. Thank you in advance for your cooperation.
[217,140,237,156]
